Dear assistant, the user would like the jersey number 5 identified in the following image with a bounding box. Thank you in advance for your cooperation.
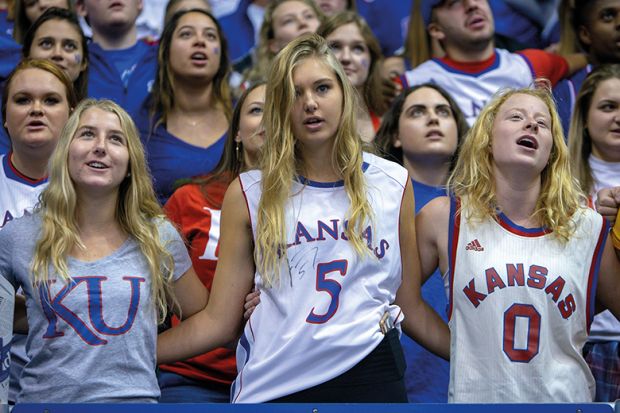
[503,303,541,363]
[306,260,348,324]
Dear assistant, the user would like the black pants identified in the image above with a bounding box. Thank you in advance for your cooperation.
[270,329,408,403]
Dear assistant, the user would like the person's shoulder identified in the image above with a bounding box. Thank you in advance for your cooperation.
[0,212,41,243]
[153,216,181,239]
[168,181,203,202]
[238,168,262,191]
[424,195,451,212]
[363,152,408,187]
[574,205,605,226]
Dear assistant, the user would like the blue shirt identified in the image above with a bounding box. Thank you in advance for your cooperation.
[553,65,592,138]
[87,40,157,117]
[357,0,410,56]
[0,35,24,155]
[0,114,10,155]
[219,0,256,64]
[401,179,450,402]
[0,9,13,39]
[137,111,226,204]
[0,35,21,80]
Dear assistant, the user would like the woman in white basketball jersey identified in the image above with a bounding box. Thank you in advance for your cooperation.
[157,33,450,403]
[567,64,620,402]
[416,85,620,402]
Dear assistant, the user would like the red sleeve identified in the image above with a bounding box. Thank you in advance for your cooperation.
[517,49,568,86]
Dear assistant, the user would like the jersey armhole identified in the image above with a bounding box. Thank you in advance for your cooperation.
[447,196,461,321]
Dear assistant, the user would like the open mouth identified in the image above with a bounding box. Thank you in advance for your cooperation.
[27,120,45,127]
[426,130,444,138]
[517,136,538,150]
[191,52,207,61]
[304,117,323,125]
[467,15,486,28]
[87,161,108,169]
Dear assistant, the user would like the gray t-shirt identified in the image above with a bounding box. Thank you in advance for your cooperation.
[0,213,191,403]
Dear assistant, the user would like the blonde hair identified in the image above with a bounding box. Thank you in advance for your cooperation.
[32,99,177,323]
[568,64,620,195]
[448,87,584,242]
[257,33,372,286]
[243,0,325,85]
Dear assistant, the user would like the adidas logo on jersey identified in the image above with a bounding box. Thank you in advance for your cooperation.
[466,239,484,251]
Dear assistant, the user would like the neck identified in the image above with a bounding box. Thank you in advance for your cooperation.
[403,156,450,187]
[169,78,216,115]
[93,26,138,50]
[493,165,541,227]
[75,190,120,233]
[444,40,494,63]
[298,143,340,182]
[243,151,258,170]
[10,151,48,180]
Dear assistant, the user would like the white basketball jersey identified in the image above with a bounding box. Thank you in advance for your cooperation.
[447,198,606,402]
[232,152,408,403]
[403,49,534,125]
[0,154,48,230]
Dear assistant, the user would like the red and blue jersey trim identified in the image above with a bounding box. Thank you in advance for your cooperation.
[231,326,253,403]
[431,51,499,77]
[295,162,370,188]
[496,212,551,237]
[586,216,608,333]
[447,196,461,321]
[3,152,47,187]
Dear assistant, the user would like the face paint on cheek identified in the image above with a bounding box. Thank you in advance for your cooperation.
[213,47,220,55]
[361,59,369,69]
[74,54,82,64]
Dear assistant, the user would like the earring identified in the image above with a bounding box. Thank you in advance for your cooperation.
[127,171,131,178]
[235,141,241,163]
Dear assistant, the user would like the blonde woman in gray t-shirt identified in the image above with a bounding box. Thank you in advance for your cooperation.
[0,99,207,403]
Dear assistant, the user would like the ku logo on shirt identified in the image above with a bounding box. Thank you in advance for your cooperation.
[38,276,145,346]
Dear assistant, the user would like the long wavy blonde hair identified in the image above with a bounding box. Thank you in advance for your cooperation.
[448,87,584,242]
[257,33,372,286]
[32,99,177,323]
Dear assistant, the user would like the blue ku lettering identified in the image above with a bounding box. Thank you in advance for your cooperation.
[286,218,389,259]
[39,276,145,346]
[463,263,576,319]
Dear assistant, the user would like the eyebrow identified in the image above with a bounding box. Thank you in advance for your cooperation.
[406,103,450,109]
[313,78,334,85]
[507,107,550,117]
[177,25,217,31]
[77,125,124,134]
